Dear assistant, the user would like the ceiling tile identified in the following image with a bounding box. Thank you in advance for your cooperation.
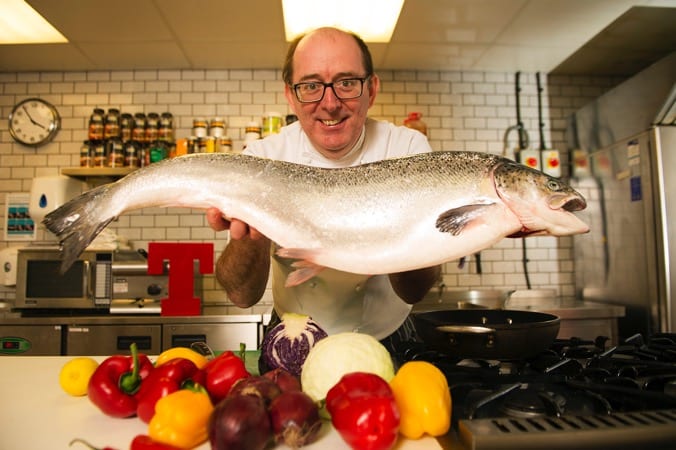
[0,44,94,71]
[77,42,191,70]
[2,1,673,77]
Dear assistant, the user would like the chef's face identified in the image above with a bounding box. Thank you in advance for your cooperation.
[284,28,379,160]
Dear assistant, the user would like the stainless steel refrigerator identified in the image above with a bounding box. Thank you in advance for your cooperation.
[572,126,675,337]
[568,52,676,338]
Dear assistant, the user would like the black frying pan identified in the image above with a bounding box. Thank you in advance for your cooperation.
[413,309,560,360]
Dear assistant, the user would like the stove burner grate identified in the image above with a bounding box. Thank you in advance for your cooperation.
[458,408,676,450]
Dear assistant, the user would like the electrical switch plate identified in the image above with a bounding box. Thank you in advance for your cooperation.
[517,149,541,171]
[572,149,591,178]
[541,149,561,177]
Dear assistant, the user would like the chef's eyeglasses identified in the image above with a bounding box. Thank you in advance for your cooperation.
[292,76,371,103]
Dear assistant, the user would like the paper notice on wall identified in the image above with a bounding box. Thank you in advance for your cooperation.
[4,193,36,241]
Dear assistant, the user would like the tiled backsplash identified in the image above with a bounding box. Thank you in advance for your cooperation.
[0,69,622,313]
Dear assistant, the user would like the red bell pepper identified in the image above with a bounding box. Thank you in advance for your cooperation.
[69,438,117,450]
[87,343,154,418]
[193,350,249,404]
[136,357,199,423]
[69,435,181,450]
[130,434,182,450]
[326,372,400,450]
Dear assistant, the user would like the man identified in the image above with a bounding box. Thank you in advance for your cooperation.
[206,27,440,352]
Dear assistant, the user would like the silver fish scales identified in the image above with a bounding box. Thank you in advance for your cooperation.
[43,151,589,286]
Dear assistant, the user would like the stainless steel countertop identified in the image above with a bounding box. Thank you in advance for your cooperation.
[412,289,625,320]
[0,313,263,325]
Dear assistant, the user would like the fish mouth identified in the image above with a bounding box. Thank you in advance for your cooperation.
[549,193,587,212]
[563,197,586,212]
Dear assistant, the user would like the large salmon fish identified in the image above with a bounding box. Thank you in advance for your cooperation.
[43,151,588,286]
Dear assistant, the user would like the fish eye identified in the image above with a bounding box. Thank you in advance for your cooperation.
[547,179,561,191]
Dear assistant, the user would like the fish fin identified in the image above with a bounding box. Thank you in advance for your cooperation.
[436,204,494,235]
[275,247,326,286]
[285,261,326,287]
[42,184,115,273]
[276,247,320,261]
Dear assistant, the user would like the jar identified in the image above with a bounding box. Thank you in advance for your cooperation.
[93,141,107,167]
[403,112,427,136]
[103,108,120,140]
[245,121,261,140]
[149,140,167,163]
[218,136,233,153]
[159,112,174,142]
[262,112,282,137]
[132,113,147,143]
[124,141,139,167]
[196,137,209,153]
[80,141,93,167]
[192,118,208,138]
[209,117,226,137]
[186,136,198,154]
[107,138,125,168]
[88,108,105,141]
[145,113,160,143]
[120,113,133,143]
[205,136,216,153]
[138,146,149,167]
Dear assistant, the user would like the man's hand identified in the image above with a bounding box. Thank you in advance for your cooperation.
[206,207,265,240]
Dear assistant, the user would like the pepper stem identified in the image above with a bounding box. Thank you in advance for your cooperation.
[239,342,246,362]
[119,342,141,394]
[69,438,102,449]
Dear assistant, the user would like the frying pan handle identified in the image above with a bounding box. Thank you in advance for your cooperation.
[436,325,496,334]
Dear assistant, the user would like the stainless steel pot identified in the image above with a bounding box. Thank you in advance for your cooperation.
[412,309,560,360]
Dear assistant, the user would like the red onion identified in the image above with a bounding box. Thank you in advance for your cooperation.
[208,394,272,450]
[268,390,322,448]
[263,367,302,393]
[229,375,281,407]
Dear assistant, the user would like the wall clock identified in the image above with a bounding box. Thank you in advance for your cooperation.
[8,98,61,147]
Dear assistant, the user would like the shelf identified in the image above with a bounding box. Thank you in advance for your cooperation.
[61,167,137,178]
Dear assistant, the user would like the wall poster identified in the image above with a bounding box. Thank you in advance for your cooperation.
[4,193,35,241]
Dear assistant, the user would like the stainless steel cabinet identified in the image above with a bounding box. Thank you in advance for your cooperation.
[66,324,162,355]
[0,325,62,355]
[162,322,259,352]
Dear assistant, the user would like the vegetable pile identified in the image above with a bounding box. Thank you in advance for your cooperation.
[61,313,454,450]
[209,373,321,450]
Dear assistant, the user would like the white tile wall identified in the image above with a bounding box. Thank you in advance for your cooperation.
[0,69,623,312]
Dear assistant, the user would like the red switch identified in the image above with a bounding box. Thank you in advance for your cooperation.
[147,242,214,316]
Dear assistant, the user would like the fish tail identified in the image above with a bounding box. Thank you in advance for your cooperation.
[42,184,116,273]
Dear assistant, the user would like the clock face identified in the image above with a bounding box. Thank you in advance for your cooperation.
[9,98,61,147]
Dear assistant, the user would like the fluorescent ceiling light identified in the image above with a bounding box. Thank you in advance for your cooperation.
[282,0,405,43]
[0,0,67,44]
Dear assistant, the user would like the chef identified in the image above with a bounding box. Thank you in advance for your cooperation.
[206,27,441,353]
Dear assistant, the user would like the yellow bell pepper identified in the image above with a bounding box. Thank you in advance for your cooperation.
[148,389,214,449]
[154,346,209,369]
[389,361,452,439]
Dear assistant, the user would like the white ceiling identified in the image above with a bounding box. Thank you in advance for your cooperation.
[0,0,674,76]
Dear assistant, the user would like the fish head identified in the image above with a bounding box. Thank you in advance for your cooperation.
[492,160,589,237]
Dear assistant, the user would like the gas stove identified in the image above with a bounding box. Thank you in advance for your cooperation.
[395,333,676,449]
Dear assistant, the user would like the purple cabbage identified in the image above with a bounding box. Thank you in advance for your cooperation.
[261,313,328,377]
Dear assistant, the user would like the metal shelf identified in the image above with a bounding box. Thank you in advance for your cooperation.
[61,167,137,178]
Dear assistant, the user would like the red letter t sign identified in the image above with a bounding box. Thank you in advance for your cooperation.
[147,242,214,316]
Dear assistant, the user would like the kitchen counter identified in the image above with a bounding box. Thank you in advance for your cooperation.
[0,356,449,450]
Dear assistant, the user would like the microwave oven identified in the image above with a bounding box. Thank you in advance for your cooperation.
[14,247,171,311]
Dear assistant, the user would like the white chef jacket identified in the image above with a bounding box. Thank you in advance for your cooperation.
[243,118,432,339]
